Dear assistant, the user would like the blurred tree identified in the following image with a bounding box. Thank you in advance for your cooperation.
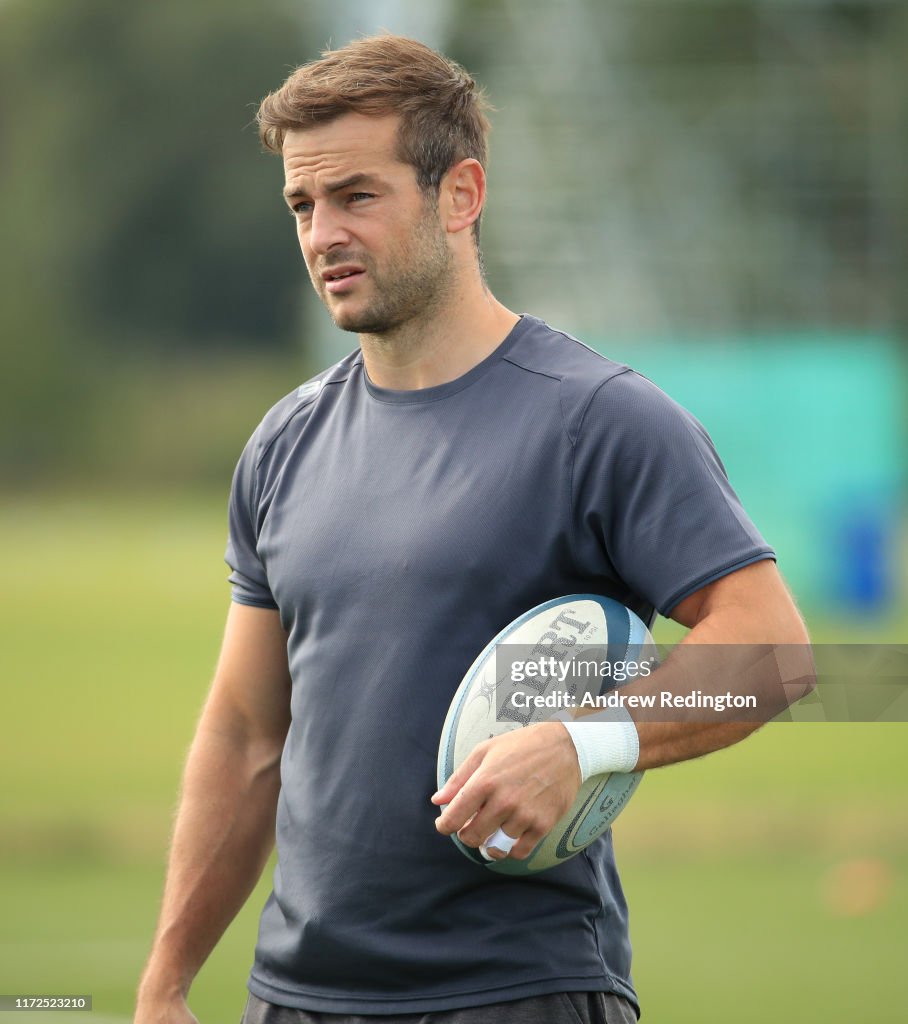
[0,0,317,480]
[0,0,307,356]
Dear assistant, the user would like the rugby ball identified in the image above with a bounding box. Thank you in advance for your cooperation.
[437,594,657,874]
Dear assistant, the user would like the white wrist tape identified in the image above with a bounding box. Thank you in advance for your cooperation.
[554,707,640,780]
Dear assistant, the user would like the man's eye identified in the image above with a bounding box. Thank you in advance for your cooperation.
[349,193,374,203]
[290,202,312,216]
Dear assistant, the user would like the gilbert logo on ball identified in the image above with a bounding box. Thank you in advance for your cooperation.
[437,594,656,875]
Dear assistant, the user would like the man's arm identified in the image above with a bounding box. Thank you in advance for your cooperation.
[432,560,812,859]
[631,557,812,770]
[135,603,291,1024]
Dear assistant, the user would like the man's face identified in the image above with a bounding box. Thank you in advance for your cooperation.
[282,113,453,335]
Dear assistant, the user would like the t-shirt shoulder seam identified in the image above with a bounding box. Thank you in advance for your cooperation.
[505,321,626,378]
[538,322,610,360]
[500,352,572,441]
[566,367,636,581]
[253,365,353,472]
[573,366,636,446]
[501,352,562,383]
[503,343,632,448]
[254,401,313,471]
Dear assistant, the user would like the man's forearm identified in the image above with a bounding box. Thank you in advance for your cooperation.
[632,581,813,768]
[628,641,813,769]
[137,725,282,1005]
[569,589,814,773]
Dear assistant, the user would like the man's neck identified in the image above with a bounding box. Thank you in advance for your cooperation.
[358,275,520,391]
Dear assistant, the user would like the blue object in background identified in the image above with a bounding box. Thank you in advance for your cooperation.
[586,333,907,614]
[833,504,894,613]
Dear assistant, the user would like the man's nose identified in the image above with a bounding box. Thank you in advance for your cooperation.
[309,203,351,255]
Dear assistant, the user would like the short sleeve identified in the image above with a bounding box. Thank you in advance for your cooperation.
[571,371,775,616]
[224,432,279,610]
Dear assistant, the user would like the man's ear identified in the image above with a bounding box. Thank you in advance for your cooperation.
[441,159,485,236]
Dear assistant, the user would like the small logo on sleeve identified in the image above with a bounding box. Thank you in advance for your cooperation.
[297,379,323,402]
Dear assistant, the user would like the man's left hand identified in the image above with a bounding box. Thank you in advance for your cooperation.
[431,722,581,860]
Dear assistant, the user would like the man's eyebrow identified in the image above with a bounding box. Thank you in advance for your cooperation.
[282,173,381,201]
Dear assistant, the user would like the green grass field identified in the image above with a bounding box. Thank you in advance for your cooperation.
[1,494,906,1022]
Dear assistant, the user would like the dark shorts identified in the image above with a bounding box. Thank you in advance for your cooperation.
[241,990,638,1024]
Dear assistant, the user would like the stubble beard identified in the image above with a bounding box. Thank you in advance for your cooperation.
[317,203,454,337]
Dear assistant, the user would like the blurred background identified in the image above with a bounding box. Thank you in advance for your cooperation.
[1,1,906,1022]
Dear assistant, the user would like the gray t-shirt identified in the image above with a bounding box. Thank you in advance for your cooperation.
[225,315,774,1015]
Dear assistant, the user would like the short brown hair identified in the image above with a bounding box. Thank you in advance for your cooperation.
[257,35,491,234]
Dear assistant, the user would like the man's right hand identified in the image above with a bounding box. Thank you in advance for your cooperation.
[134,992,199,1024]
[134,604,291,1024]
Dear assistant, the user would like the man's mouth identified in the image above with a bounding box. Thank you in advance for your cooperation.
[321,265,365,293]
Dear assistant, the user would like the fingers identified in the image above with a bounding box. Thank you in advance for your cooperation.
[479,818,550,861]
[461,799,551,860]
[431,744,485,807]
[432,742,493,837]
[479,826,517,861]
[432,723,581,861]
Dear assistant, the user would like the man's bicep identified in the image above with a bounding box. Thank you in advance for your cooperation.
[199,602,292,746]
[668,559,808,643]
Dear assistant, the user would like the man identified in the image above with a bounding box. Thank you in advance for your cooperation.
[135,35,809,1024]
